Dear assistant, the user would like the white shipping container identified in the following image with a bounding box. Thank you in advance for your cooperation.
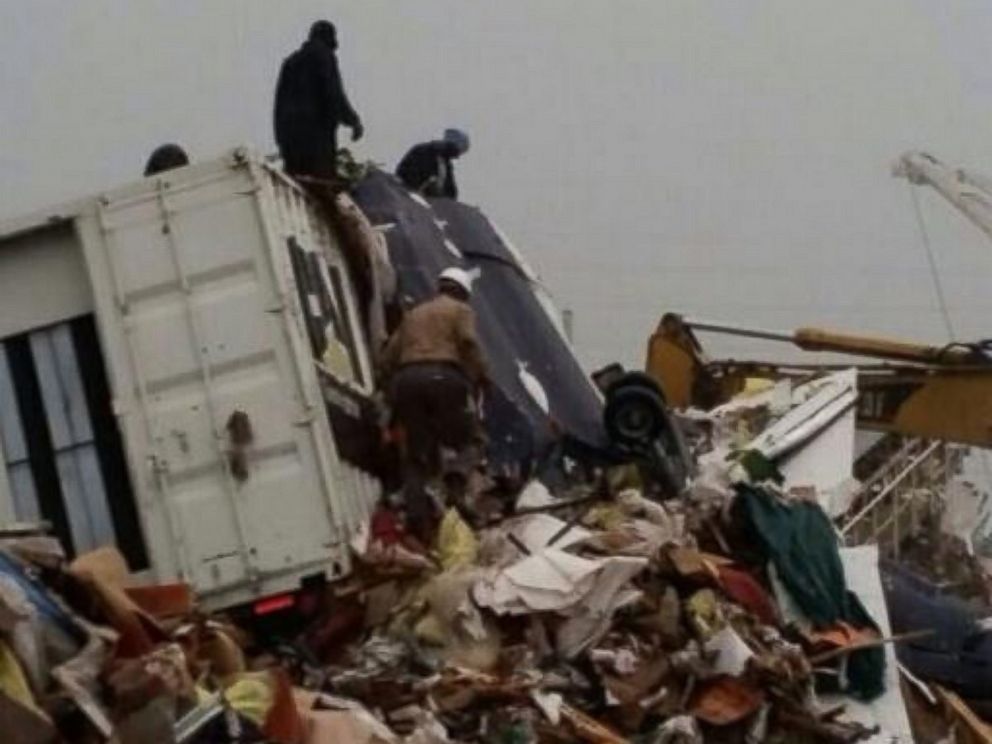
[0,148,379,609]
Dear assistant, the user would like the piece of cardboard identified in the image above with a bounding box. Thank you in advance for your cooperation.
[0,691,58,744]
[70,546,131,588]
[124,583,194,619]
[295,690,399,744]
[69,550,166,658]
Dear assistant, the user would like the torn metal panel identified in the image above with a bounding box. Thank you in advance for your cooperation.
[748,369,857,460]
[351,171,606,478]
[747,369,859,515]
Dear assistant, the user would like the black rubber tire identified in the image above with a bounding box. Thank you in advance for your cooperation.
[604,385,668,447]
[604,371,666,403]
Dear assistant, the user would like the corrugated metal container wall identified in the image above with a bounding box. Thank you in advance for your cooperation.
[260,164,381,540]
[0,148,379,610]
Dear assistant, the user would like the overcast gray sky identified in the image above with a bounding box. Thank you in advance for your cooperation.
[3,1,992,369]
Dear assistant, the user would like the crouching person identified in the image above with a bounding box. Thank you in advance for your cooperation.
[380,268,488,543]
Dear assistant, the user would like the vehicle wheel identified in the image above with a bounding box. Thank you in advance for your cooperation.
[604,385,667,447]
[604,371,665,402]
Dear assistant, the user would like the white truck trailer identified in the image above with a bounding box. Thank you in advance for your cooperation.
[0,148,379,610]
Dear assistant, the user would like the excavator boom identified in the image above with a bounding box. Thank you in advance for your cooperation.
[647,313,992,448]
[649,151,992,447]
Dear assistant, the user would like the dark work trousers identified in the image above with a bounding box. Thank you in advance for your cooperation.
[279,134,338,179]
[390,362,476,542]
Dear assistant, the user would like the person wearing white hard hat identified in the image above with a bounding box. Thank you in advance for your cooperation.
[380,267,488,541]
[395,128,470,200]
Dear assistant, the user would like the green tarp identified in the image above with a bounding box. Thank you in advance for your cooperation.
[735,484,885,700]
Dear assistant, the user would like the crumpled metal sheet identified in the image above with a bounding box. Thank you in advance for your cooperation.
[350,171,607,479]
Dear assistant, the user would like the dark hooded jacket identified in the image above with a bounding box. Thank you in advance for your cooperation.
[396,142,459,199]
[273,27,360,176]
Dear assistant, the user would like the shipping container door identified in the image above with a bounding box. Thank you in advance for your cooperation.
[87,163,347,604]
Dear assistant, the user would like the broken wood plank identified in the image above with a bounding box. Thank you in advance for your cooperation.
[560,704,630,744]
[808,629,934,665]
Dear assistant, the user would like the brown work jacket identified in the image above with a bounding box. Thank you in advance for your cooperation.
[381,294,487,385]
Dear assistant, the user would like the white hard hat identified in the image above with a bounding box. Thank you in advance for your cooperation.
[438,266,473,295]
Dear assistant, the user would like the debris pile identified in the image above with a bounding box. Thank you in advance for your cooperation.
[299,368,950,743]
[9,368,971,742]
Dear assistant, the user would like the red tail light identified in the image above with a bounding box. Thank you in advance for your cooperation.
[253,593,296,616]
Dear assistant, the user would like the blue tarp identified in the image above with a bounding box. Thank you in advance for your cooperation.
[882,561,992,707]
[0,549,84,643]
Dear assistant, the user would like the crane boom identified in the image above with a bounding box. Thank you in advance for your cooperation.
[893,150,992,244]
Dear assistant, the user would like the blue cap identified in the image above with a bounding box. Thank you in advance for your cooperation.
[443,128,470,155]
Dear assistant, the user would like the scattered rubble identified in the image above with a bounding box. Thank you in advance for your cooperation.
[2,368,988,742]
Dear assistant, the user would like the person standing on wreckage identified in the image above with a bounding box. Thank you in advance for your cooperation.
[273,20,364,179]
[380,267,489,543]
[396,128,470,199]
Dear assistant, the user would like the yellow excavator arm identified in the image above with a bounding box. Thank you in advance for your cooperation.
[647,313,992,448]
